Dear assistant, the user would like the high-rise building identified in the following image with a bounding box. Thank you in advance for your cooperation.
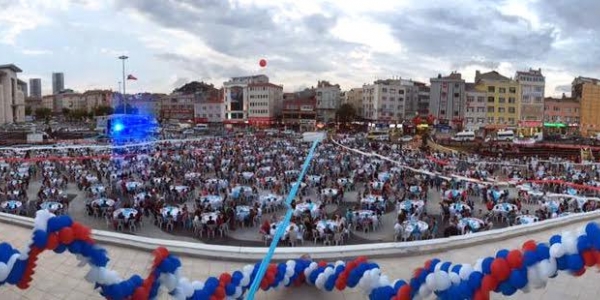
[0,64,26,123]
[474,70,520,127]
[222,75,283,126]
[573,76,600,136]
[52,72,64,94]
[29,78,42,98]
[515,68,545,122]
[315,80,341,123]
[429,72,466,127]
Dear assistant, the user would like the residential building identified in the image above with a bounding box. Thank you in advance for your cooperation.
[128,93,163,116]
[17,79,27,98]
[341,88,363,116]
[0,64,26,123]
[543,95,580,125]
[162,82,221,122]
[222,75,283,126]
[573,76,600,135]
[55,90,85,112]
[362,78,415,123]
[516,68,545,121]
[412,82,430,117]
[25,97,42,112]
[282,96,317,131]
[429,72,466,127]
[193,89,224,123]
[315,80,341,123]
[464,83,487,130]
[474,70,520,127]
[52,72,64,94]
[29,78,42,98]
[41,95,54,111]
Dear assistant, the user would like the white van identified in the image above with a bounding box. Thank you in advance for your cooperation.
[496,130,515,141]
[451,131,476,142]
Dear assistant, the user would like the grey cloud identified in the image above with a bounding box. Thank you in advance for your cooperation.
[554,85,571,94]
[155,52,245,82]
[535,0,600,31]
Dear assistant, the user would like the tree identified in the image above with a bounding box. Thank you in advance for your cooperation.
[35,107,52,120]
[336,103,356,123]
[93,105,114,116]
[68,109,90,121]
[25,106,32,116]
[61,108,71,116]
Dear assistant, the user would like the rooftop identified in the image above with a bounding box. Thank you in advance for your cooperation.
[0,64,22,73]
[475,70,511,82]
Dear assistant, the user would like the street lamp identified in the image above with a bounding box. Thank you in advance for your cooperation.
[118,55,128,113]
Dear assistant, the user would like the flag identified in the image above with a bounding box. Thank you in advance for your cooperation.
[127,74,137,80]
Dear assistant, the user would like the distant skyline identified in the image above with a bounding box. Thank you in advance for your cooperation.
[1,0,599,96]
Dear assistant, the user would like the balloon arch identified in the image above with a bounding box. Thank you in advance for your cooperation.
[0,210,598,300]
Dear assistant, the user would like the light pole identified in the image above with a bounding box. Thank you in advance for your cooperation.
[118,55,128,114]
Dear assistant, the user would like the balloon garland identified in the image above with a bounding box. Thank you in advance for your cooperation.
[1,210,600,299]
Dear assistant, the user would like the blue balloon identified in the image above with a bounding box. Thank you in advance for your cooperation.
[325,276,336,291]
[6,259,26,284]
[0,243,17,263]
[523,251,539,267]
[557,256,568,270]
[204,277,219,293]
[499,281,517,296]
[585,223,600,238]
[440,261,452,272]
[68,240,83,254]
[54,244,67,253]
[429,259,441,272]
[46,215,73,233]
[566,254,584,271]
[496,249,509,258]
[508,269,527,289]
[536,244,550,260]
[89,247,109,267]
[225,283,236,296]
[481,257,494,274]
[577,235,592,252]
[450,264,462,274]
[32,230,48,249]
[394,280,407,290]
[468,272,483,291]
[550,235,562,245]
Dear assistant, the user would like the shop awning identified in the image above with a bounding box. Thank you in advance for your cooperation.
[518,121,542,127]
[543,122,566,128]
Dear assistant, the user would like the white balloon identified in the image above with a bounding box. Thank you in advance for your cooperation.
[459,264,473,280]
[33,210,54,231]
[449,272,461,285]
[561,232,578,254]
[243,265,254,274]
[434,262,444,272]
[434,271,452,291]
[549,243,565,258]
[240,273,250,287]
[283,277,290,286]
[425,273,436,291]
[315,274,326,289]
[474,258,484,272]
[179,278,194,297]
[233,286,243,299]
[522,285,531,293]
[536,260,552,282]
[191,280,204,290]
[379,275,390,287]
[418,284,432,299]
[84,267,100,283]
[527,266,544,289]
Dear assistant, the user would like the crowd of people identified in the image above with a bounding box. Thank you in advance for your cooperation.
[0,130,598,246]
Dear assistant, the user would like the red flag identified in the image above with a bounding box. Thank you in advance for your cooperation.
[127,74,137,80]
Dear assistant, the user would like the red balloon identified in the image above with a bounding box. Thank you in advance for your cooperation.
[491,258,511,281]
[59,227,75,245]
[214,287,225,298]
[260,281,270,290]
[259,59,267,67]
[522,240,537,252]
[318,261,327,267]
[219,273,232,284]
[335,281,346,290]
[397,285,411,300]
[132,287,148,300]
[413,267,423,278]
[46,233,59,250]
[481,275,498,292]
[582,251,596,267]
[506,250,524,269]
[474,289,490,300]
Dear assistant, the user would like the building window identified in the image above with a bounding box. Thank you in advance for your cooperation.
[509,87,516,93]
[508,97,516,104]
[453,111,459,116]
[487,117,494,123]
[440,110,446,115]
[498,107,505,113]
[508,107,516,113]
[499,87,506,93]
[487,97,495,103]
[477,97,485,103]
[399,90,404,95]
[487,107,494,113]
[508,118,515,124]
[535,97,543,103]
[488,86,495,93]
[499,97,505,103]
[454,93,459,98]
[498,117,505,123]
[554,106,559,111]
[467,96,474,102]
[477,107,485,113]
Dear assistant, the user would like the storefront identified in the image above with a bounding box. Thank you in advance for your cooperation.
[517,121,542,138]
[543,122,566,135]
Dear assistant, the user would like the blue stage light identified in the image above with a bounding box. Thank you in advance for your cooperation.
[113,123,124,132]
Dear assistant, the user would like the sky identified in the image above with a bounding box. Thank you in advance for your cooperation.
[1,0,599,96]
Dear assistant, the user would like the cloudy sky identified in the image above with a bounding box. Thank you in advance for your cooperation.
[1,0,598,96]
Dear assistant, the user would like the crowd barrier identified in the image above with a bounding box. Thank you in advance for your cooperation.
[1,210,600,299]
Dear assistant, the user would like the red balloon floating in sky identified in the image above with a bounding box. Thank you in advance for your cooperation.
[259,59,267,68]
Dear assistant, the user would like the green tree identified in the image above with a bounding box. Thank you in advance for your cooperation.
[336,103,356,123]
[25,106,32,116]
[34,107,52,120]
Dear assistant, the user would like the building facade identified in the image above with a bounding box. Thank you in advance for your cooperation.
[573,76,600,135]
[341,88,363,116]
[222,75,283,126]
[543,96,580,125]
[429,73,466,126]
[464,83,487,130]
[29,78,42,98]
[282,97,316,131]
[362,79,416,123]
[52,72,64,94]
[315,80,341,123]
[516,69,545,121]
[0,64,26,124]
[17,80,27,98]
[412,83,430,118]
[474,70,520,127]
